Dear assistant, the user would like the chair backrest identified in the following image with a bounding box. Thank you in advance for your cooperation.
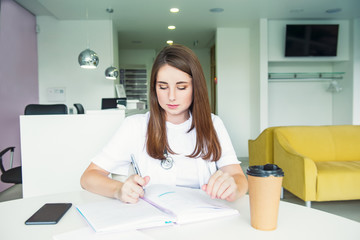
[0,147,15,174]
[24,104,68,115]
[101,98,126,109]
[73,103,85,114]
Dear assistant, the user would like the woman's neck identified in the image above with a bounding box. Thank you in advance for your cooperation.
[165,111,190,125]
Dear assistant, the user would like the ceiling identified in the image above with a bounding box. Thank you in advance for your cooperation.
[13,0,360,50]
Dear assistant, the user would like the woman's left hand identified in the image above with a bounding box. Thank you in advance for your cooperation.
[202,170,238,201]
[202,164,248,202]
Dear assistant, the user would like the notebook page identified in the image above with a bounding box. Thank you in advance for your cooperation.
[143,185,239,224]
[76,198,173,232]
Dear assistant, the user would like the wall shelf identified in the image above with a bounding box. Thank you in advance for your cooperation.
[268,72,345,82]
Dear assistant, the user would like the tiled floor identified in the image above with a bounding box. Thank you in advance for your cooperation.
[240,157,360,223]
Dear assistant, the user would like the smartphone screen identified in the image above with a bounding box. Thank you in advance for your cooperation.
[25,203,72,225]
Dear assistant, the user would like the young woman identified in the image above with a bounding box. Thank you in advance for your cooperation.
[80,44,248,203]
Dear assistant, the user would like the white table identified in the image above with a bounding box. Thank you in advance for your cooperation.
[0,190,359,240]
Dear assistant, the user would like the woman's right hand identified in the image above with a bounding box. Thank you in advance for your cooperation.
[117,175,150,203]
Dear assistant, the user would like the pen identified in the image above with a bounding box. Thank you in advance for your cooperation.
[130,154,142,177]
[130,154,145,192]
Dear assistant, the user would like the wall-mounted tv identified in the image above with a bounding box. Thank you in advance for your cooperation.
[285,24,339,57]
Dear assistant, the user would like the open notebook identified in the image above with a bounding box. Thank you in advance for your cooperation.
[76,185,239,232]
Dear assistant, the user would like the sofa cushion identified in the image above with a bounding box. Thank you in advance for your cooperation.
[315,161,360,201]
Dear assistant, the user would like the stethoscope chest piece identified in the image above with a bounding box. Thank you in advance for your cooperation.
[161,150,174,170]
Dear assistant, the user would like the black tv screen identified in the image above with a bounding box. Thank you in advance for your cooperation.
[285,24,339,57]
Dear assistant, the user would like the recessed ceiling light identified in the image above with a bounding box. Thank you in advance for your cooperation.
[170,8,179,13]
[166,40,174,45]
[326,8,342,14]
[209,8,224,13]
[168,25,176,30]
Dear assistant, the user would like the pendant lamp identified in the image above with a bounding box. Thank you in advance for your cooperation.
[105,66,119,80]
[78,49,99,69]
[78,6,99,69]
[105,8,119,80]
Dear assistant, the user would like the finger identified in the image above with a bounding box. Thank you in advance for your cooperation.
[133,174,149,188]
[123,186,143,203]
[219,186,234,200]
[143,176,151,186]
[206,170,223,195]
[124,195,139,204]
[215,174,234,198]
[218,180,237,200]
[119,177,142,202]
[129,189,141,199]
[211,174,228,198]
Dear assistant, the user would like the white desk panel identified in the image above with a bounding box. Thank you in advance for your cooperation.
[20,112,125,198]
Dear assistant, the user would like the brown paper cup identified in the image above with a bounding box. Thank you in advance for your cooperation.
[247,164,284,231]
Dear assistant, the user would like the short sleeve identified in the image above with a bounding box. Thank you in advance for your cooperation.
[92,113,148,175]
[212,115,241,169]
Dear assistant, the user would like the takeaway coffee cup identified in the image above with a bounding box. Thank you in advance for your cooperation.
[247,164,284,231]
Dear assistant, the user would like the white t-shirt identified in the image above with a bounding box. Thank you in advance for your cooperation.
[92,112,240,188]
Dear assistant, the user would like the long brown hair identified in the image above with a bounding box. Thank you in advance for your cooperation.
[146,44,221,161]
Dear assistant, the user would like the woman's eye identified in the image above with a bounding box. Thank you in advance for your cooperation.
[177,85,187,90]
[159,85,168,90]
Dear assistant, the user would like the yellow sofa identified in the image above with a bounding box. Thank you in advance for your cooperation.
[248,127,277,166]
[274,125,360,206]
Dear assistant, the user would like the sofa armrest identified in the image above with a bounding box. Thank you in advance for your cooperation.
[274,131,317,201]
[248,127,276,166]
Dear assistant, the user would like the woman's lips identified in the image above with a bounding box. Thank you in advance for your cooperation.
[167,104,179,109]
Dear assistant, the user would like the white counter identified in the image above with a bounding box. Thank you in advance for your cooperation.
[19,112,125,198]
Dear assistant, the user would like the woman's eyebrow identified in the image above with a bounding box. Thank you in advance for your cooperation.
[156,81,168,84]
[156,80,190,85]
[176,81,190,84]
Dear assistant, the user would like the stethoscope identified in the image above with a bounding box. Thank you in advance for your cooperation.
[161,149,174,170]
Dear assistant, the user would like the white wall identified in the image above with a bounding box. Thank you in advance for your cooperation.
[333,61,353,124]
[259,19,269,132]
[192,48,212,103]
[37,16,117,111]
[267,19,352,127]
[268,81,333,126]
[353,18,360,124]
[118,48,156,87]
[118,49,156,69]
[216,28,254,157]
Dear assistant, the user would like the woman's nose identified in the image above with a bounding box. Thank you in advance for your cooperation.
[168,87,176,101]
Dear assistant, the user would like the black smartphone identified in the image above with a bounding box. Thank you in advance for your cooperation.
[25,203,72,225]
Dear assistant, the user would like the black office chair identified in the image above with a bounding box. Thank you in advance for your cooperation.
[73,103,85,114]
[0,147,22,184]
[24,104,68,115]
